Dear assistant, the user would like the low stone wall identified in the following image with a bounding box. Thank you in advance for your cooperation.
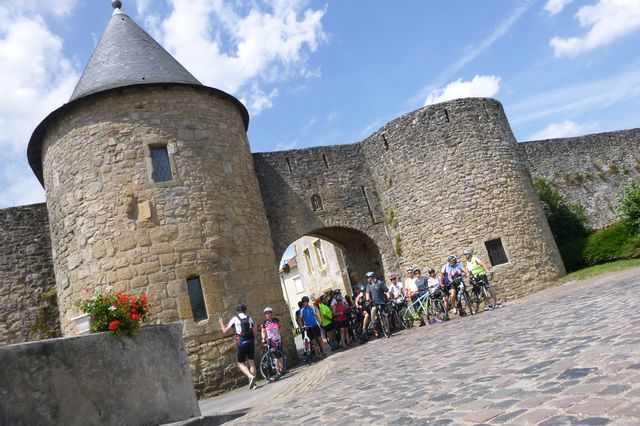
[0,323,200,426]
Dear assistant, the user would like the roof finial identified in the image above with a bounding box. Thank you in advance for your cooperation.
[112,1,122,14]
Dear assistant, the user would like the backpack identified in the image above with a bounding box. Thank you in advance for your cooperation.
[236,315,254,343]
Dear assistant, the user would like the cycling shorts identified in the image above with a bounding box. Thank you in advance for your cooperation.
[236,341,255,363]
[304,325,321,340]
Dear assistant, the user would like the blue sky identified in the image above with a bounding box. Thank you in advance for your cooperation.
[1,0,640,209]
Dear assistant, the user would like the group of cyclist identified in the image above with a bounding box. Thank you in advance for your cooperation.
[296,248,502,349]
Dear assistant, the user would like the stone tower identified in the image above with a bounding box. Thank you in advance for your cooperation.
[27,4,290,396]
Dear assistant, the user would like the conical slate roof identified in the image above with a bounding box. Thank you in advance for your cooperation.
[69,11,201,101]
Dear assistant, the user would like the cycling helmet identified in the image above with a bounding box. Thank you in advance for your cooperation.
[301,296,310,303]
[463,248,472,256]
[413,268,421,274]
[447,255,457,263]
[263,307,273,313]
[359,283,366,291]
[365,271,375,278]
[428,268,435,274]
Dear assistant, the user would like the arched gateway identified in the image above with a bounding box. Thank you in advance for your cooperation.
[22,3,564,398]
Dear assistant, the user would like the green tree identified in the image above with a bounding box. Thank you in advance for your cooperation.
[534,178,591,245]
[619,180,640,234]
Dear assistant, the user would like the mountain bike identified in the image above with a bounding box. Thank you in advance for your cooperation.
[427,293,448,323]
[372,302,392,338]
[469,272,498,312]
[259,338,286,381]
[301,326,314,366]
[452,275,474,316]
[399,291,429,328]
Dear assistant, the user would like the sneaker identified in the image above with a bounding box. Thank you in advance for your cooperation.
[496,301,503,307]
[485,305,493,311]
[249,376,257,390]
[452,308,458,315]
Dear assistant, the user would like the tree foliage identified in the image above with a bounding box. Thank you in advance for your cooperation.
[619,180,640,234]
[534,178,591,245]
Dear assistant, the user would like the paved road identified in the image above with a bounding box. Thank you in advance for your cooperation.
[200,268,640,425]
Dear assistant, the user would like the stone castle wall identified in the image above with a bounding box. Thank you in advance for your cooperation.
[37,85,293,397]
[253,143,397,282]
[0,203,60,345]
[360,98,565,299]
[522,128,640,229]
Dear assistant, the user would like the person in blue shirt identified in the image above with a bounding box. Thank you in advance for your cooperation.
[299,296,326,357]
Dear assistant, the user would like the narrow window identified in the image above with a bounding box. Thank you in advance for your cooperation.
[311,194,323,211]
[303,249,313,274]
[186,277,208,321]
[382,134,389,150]
[285,157,293,174]
[314,240,327,267]
[322,153,329,169]
[150,146,173,182]
[444,109,450,123]
[485,238,508,266]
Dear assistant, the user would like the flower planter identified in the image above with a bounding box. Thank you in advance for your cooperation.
[71,313,92,335]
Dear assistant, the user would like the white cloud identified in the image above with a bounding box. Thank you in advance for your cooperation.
[240,84,279,117]
[550,0,640,57]
[544,0,575,15]
[424,75,502,106]
[0,5,79,208]
[509,66,640,128]
[528,120,596,140]
[158,0,326,113]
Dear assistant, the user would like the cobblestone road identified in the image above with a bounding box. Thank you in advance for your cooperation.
[203,268,640,425]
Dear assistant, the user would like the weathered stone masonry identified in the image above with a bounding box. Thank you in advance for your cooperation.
[522,128,640,229]
[0,203,59,344]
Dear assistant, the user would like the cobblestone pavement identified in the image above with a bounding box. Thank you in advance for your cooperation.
[203,268,640,425]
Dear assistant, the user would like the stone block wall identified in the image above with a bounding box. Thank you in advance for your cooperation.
[521,128,640,228]
[253,143,397,281]
[0,323,200,426]
[360,98,566,299]
[37,85,293,397]
[0,203,60,345]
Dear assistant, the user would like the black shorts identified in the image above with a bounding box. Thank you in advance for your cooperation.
[322,322,334,332]
[305,325,321,340]
[237,341,255,363]
[335,320,348,329]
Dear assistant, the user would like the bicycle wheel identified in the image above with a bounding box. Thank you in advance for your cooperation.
[471,287,483,313]
[393,309,405,330]
[400,307,413,329]
[259,352,277,381]
[304,339,313,365]
[462,290,474,315]
[431,298,447,322]
[483,285,497,309]
[380,311,391,338]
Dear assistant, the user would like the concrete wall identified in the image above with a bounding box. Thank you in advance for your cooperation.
[0,203,60,345]
[521,128,640,228]
[0,323,200,426]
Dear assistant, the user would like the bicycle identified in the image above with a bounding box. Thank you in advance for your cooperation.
[259,338,286,381]
[469,272,498,312]
[301,326,314,365]
[452,275,474,316]
[389,300,406,332]
[427,292,448,323]
[371,302,392,338]
[400,291,429,328]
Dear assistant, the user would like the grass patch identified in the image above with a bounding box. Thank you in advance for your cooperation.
[559,258,640,283]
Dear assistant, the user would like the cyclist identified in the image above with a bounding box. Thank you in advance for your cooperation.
[411,268,428,326]
[299,296,326,358]
[331,295,351,347]
[218,303,257,390]
[365,271,389,336]
[446,255,468,316]
[260,307,284,376]
[387,274,405,303]
[463,248,502,309]
[316,296,336,350]
[405,268,419,300]
[354,283,371,335]
[444,255,465,314]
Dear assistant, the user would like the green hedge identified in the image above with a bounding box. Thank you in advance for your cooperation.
[559,222,640,271]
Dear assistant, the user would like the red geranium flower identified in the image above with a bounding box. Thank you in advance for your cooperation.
[108,320,120,331]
